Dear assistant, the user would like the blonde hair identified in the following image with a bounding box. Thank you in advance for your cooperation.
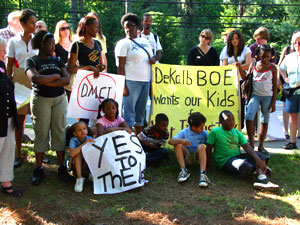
[253,27,270,40]
[0,37,7,49]
[199,28,213,45]
[7,11,21,23]
[54,20,72,44]
[291,32,300,50]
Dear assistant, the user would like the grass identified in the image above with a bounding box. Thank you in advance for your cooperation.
[1,147,300,225]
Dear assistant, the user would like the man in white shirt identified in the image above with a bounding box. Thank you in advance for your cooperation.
[140,14,162,62]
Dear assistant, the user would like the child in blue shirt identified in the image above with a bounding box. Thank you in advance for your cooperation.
[168,112,210,187]
[68,121,95,193]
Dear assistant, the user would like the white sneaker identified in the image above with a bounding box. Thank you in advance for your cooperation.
[253,179,280,192]
[177,168,190,183]
[199,173,210,187]
[74,177,85,192]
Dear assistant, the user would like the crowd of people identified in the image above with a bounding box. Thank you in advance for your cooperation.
[1,8,300,196]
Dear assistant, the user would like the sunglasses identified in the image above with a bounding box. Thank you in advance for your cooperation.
[60,26,70,31]
[201,35,210,41]
[36,25,44,29]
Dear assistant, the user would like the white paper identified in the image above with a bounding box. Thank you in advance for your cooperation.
[82,130,146,194]
[14,82,31,109]
[67,70,125,120]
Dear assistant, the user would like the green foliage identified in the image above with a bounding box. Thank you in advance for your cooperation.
[1,0,300,69]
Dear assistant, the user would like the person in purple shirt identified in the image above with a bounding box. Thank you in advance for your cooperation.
[249,27,277,63]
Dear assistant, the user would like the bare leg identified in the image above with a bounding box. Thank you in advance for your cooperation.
[15,114,27,158]
[290,113,298,143]
[258,123,268,150]
[246,120,255,148]
[174,144,187,168]
[195,144,207,171]
[73,154,83,178]
[283,102,289,135]
[56,151,65,166]
[35,152,44,168]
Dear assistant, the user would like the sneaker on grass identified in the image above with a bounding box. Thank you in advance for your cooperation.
[74,177,85,192]
[177,168,190,183]
[253,179,280,192]
[199,173,210,187]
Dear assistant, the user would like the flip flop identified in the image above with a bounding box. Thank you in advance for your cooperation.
[2,186,23,197]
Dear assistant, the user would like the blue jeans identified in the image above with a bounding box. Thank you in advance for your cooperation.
[245,94,272,123]
[146,148,169,163]
[123,80,150,127]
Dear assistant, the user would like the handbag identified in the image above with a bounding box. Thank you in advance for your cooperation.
[282,83,300,98]
[241,62,256,104]
[64,41,79,91]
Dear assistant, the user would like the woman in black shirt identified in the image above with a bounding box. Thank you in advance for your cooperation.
[187,28,219,66]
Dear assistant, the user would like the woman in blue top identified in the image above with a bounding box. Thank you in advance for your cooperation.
[25,30,70,185]
[280,32,300,150]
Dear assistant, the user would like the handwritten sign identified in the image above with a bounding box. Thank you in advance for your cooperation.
[67,70,125,119]
[151,64,240,137]
[82,130,146,194]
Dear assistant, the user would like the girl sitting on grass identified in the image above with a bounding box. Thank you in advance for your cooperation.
[67,122,95,193]
[95,98,131,137]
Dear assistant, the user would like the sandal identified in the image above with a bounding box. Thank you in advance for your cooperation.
[2,186,23,197]
[258,148,269,156]
[283,142,297,150]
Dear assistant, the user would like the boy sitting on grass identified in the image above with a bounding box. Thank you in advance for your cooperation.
[168,112,210,187]
[206,110,279,191]
[138,113,169,164]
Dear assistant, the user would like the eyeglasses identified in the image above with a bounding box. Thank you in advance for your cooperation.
[36,25,44,29]
[60,26,70,31]
[201,35,210,41]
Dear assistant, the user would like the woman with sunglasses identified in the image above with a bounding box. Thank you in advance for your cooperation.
[25,30,70,185]
[187,28,219,66]
[6,9,38,168]
[54,20,73,99]
[54,20,72,64]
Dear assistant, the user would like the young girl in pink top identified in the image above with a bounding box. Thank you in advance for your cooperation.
[96,99,131,137]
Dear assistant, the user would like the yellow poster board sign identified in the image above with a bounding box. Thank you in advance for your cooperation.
[151,64,240,138]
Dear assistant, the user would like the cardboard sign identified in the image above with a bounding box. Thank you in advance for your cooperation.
[67,70,125,119]
[151,64,240,138]
[82,130,146,194]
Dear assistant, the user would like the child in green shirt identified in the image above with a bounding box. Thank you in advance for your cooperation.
[206,110,279,191]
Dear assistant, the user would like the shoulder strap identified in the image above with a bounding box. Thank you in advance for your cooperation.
[197,47,205,57]
[129,38,151,59]
[153,33,158,44]
[286,45,291,55]
[75,41,79,60]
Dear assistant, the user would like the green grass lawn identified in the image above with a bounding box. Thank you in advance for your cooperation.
[1,146,300,225]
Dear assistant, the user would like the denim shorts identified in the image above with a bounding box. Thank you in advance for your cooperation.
[245,94,272,123]
[285,94,300,113]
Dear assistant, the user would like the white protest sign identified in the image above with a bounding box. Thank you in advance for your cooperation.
[82,130,146,194]
[67,70,125,119]
[14,82,31,109]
